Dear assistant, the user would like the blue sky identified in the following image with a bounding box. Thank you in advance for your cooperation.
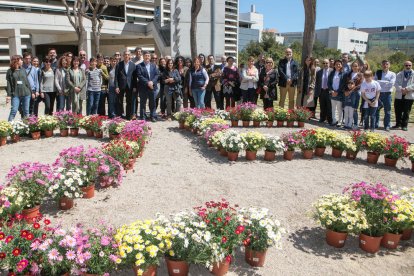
[239,0,414,32]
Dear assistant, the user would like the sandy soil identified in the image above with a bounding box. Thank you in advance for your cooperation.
[1,110,414,276]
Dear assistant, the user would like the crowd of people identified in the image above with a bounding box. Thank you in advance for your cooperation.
[4,46,414,130]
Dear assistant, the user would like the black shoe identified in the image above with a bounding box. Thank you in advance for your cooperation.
[391,125,401,129]
[318,119,325,123]
[151,117,156,122]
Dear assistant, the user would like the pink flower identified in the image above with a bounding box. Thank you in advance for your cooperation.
[48,248,60,260]
[66,250,76,260]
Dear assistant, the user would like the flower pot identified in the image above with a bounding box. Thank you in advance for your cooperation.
[302,149,314,159]
[220,148,228,157]
[367,151,380,164]
[245,150,257,161]
[94,131,103,139]
[11,134,20,143]
[264,150,276,161]
[60,128,69,137]
[178,121,185,129]
[297,121,305,128]
[184,125,191,131]
[86,129,94,137]
[242,120,250,127]
[44,130,53,137]
[109,133,120,140]
[381,232,402,249]
[58,197,74,210]
[230,120,238,127]
[314,147,326,157]
[326,229,348,248]
[22,205,40,222]
[401,228,413,240]
[359,233,383,253]
[253,121,260,127]
[276,120,284,127]
[81,185,95,199]
[70,128,79,136]
[245,247,267,267]
[211,260,230,276]
[286,121,294,127]
[283,150,294,161]
[266,121,273,128]
[331,148,343,158]
[192,128,198,135]
[346,151,358,160]
[31,131,41,140]
[384,156,398,167]
[227,151,239,161]
[0,136,6,146]
[165,258,189,276]
[133,265,157,276]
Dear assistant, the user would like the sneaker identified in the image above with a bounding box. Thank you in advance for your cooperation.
[402,127,408,131]
[385,127,390,131]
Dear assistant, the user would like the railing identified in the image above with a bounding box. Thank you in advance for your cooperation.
[152,20,171,47]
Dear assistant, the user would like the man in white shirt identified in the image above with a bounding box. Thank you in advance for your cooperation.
[374,60,396,131]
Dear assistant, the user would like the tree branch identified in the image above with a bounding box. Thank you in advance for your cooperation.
[61,0,76,30]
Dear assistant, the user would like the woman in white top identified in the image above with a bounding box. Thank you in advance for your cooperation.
[240,56,259,103]
[55,56,70,111]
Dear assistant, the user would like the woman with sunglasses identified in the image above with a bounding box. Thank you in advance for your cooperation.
[35,57,56,115]
[258,58,278,109]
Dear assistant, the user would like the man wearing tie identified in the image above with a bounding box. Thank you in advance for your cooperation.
[137,51,159,122]
[114,50,137,119]
[315,59,333,124]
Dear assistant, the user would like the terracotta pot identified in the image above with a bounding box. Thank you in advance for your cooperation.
[31,131,41,140]
[346,151,358,160]
[227,151,239,161]
[245,247,267,267]
[58,197,74,210]
[94,131,103,139]
[165,257,189,276]
[326,229,348,248]
[302,149,314,159]
[264,150,276,161]
[86,129,94,137]
[178,121,185,129]
[109,133,120,140]
[367,151,380,164]
[44,130,53,137]
[11,134,20,143]
[81,185,95,199]
[384,156,398,167]
[266,121,273,128]
[133,265,157,276]
[283,150,294,161]
[211,260,230,276]
[192,128,198,135]
[185,125,191,131]
[297,121,305,128]
[242,120,250,127]
[314,147,326,157]
[381,232,402,249]
[230,120,238,127]
[70,128,79,136]
[359,233,383,253]
[276,120,284,127]
[220,148,228,157]
[253,121,260,127]
[331,148,343,158]
[401,228,413,240]
[0,136,6,146]
[245,150,257,161]
[22,205,40,222]
[60,128,69,137]
[286,121,294,127]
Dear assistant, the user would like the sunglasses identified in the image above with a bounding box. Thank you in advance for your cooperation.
[405,64,412,67]
[322,63,328,65]
[266,62,273,64]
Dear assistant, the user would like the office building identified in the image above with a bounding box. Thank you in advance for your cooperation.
[238,4,263,50]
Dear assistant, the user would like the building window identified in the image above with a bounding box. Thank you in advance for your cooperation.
[350,39,355,43]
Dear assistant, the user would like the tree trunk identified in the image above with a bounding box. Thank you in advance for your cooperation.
[62,0,87,52]
[190,0,202,59]
[78,30,86,52]
[302,0,317,66]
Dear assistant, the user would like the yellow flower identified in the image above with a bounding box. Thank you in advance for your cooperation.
[169,250,175,257]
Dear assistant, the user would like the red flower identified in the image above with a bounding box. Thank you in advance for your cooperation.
[0,252,6,259]
[12,248,21,257]
[42,233,47,240]
[20,230,28,237]
[225,255,232,263]
[15,214,23,221]
[5,236,13,243]
[7,272,16,276]
[26,233,34,241]
[216,217,222,223]
[221,236,227,243]
[44,219,51,225]
[0,232,5,240]
[235,230,241,235]
[33,223,40,229]
[225,216,231,221]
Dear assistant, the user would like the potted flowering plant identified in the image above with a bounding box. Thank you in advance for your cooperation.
[102,139,135,171]
[10,121,29,143]
[203,123,229,147]
[295,129,317,159]
[263,135,285,161]
[409,145,414,172]
[294,107,312,127]
[24,115,41,139]
[281,132,300,160]
[382,135,409,167]
[115,219,170,276]
[97,154,124,188]
[89,115,108,138]
[0,120,12,146]
[343,182,392,253]
[251,109,267,127]
[194,199,245,275]
[0,186,25,221]
[210,130,228,156]
[274,107,288,127]
[199,118,227,135]
[312,194,368,248]
[238,102,256,127]
[241,131,266,161]
[239,207,285,267]
[79,115,95,136]
[362,132,386,164]
[38,115,58,137]
[330,134,353,158]
[53,111,74,137]
[103,117,126,139]
[68,113,82,136]
[286,109,297,127]
[121,120,152,144]
[400,187,414,239]
[174,109,193,129]
[48,167,85,210]
[226,106,240,127]
[346,130,365,160]
[314,128,336,157]
[264,108,275,127]
[220,130,244,161]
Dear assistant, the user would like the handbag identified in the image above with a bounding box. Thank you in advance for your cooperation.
[223,85,233,94]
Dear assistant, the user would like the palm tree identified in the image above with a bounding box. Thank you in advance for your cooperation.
[302,0,316,65]
[190,0,202,59]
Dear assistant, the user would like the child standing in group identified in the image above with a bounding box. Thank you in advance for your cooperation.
[86,57,103,115]
[343,80,357,129]
[360,71,381,131]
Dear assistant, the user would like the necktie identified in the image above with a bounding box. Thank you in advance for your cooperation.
[322,70,328,89]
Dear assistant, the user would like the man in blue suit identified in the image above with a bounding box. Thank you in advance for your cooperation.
[114,50,137,119]
[137,51,159,121]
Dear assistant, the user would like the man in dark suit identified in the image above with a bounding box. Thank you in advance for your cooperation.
[137,51,159,122]
[278,48,299,109]
[114,50,137,119]
[315,59,333,124]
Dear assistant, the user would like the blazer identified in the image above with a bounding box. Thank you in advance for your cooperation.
[136,61,159,93]
[66,68,87,100]
[278,58,299,87]
[6,68,31,97]
[258,68,278,100]
[327,70,346,101]
[395,70,414,100]
[55,68,68,95]
[314,68,332,97]
[114,60,136,90]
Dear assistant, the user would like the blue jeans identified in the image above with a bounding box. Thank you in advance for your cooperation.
[363,107,378,131]
[87,90,101,115]
[375,92,391,128]
[9,95,30,121]
[57,94,71,111]
[192,88,205,108]
[108,86,117,118]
